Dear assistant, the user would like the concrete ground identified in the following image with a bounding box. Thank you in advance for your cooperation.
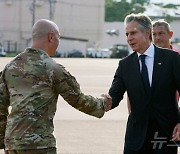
[0,58,179,154]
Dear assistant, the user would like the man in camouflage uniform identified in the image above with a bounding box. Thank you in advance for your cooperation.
[0,19,112,154]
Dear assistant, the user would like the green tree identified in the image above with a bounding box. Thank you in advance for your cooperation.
[131,3,146,14]
[105,0,146,21]
[163,4,180,9]
[105,0,177,22]
[153,3,179,23]
[105,0,133,21]
[131,0,150,5]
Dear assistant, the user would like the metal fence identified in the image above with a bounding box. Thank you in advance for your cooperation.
[3,41,27,53]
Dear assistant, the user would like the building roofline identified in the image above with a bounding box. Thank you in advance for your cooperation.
[61,36,88,42]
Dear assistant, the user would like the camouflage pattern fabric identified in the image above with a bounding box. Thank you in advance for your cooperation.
[8,147,56,154]
[0,48,105,150]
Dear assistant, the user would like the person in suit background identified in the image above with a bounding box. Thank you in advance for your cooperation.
[127,19,180,114]
[108,13,180,153]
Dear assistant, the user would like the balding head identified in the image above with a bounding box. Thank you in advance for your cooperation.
[31,19,60,56]
[32,19,59,40]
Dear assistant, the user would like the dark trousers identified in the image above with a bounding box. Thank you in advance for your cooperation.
[124,121,178,154]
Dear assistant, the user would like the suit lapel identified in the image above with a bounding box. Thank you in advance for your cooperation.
[151,46,165,95]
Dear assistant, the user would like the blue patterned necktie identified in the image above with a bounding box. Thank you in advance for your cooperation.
[139,55,150,95]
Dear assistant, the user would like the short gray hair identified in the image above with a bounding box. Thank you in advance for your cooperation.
[124,13,152,41]
[152,19,171,32]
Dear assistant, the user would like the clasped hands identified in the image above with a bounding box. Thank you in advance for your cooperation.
[101,94,112,112]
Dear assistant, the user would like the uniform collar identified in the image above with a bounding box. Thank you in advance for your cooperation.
[26,47,49,56]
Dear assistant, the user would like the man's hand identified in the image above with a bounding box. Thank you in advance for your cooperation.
[101,94,112,112]
[4,150,8,154]
[172,123,180,141]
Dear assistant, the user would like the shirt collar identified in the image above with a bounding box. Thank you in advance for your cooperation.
[137,43,154,58]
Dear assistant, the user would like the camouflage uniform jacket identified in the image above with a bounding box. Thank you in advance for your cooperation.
[0,48,105,150]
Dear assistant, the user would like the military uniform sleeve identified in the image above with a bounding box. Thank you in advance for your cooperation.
[0,71,10,149]
[51,64,105,118]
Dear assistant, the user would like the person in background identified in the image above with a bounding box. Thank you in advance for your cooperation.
[107,13,180,153]
[152,19,180,53]
[153,18,180,105]
[0,19,112,154]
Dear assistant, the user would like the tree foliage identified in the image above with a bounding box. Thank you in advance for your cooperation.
[130,0,150,5]
[105,0,131,21]
[105,0,146,21]
[105,0,177,22]
[163,4,180,9]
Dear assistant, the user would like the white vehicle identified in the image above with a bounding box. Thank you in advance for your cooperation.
[98,48,112,58]
[0,47,6,57]
[86,48,111,58]
[86,48,97,58]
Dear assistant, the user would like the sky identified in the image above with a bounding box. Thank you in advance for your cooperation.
[116,0,180,4]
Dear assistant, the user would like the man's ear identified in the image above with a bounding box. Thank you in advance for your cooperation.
[169,31,173,39]
[48,32,53,42]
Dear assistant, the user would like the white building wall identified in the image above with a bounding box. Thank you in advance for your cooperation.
[55,0,104,44]
[101,22,127,49]
[0,0,105,52]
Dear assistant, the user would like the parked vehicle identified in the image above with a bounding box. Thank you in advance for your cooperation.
[86,48,111,58]
[86,48,97,58]
[110,44,129,58]
[97,48,112,58]
[0,47,6,57]
[68,50,84,58]
[55,50,61,57]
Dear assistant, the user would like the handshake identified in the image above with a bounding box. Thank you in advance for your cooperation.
[101,94,112,112]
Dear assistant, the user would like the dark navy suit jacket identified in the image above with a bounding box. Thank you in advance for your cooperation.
[109,45,180,151]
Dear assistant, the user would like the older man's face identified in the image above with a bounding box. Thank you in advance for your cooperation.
[125,21,151,54]
[152,26,172,49]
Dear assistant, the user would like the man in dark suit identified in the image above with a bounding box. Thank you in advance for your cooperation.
[108,13,180,154]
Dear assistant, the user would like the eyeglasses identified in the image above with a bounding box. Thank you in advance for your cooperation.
[57,33,60,39]
[51,31,60,39]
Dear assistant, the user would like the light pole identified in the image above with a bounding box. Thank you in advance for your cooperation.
[32,0,36,27]
[49,0,56,20]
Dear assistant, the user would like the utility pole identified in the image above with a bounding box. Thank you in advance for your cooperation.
[49,0,56,20]
[32,0,36,27]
